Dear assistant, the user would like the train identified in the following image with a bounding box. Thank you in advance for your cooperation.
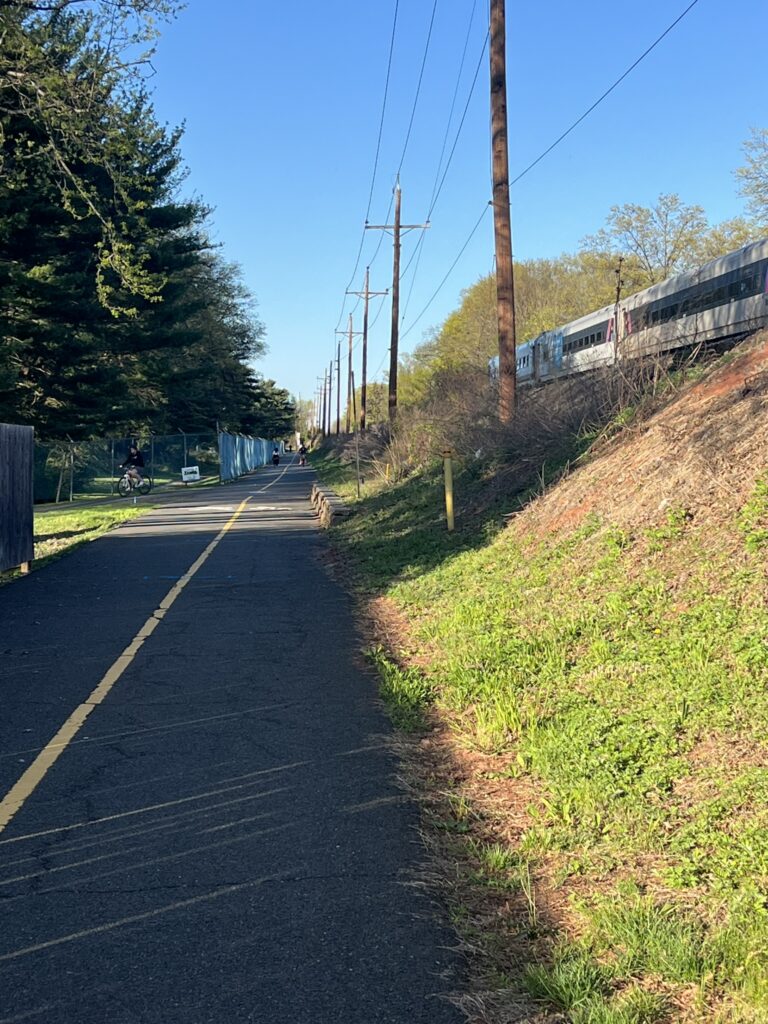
[491,237,768,385]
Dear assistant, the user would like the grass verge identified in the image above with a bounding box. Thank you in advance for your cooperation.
[2,503,151,583]
[317,446,768,1023]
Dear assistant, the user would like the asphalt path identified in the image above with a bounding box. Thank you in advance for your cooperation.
[0,462,464,1023]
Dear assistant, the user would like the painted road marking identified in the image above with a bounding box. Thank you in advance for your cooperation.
[0,496,253,836]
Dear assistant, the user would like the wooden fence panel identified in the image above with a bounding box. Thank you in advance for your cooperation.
[0,424,34,573]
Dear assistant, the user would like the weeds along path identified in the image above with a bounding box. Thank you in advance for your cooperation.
[320,332,768,1024]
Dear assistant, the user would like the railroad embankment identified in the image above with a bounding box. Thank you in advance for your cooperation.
[320,331,768,1024]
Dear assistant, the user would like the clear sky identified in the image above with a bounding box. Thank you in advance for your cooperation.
[149,0,766,407]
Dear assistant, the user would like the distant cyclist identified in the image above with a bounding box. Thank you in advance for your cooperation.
[298,443,308,467]
[121,444,145,486]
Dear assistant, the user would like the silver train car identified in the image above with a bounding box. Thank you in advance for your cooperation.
[493,238,768,385]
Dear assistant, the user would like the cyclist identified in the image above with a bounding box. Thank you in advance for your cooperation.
[121,444,145,486]
[298,443,308,467]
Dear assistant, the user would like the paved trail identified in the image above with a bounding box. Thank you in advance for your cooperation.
[0,463,463,1024]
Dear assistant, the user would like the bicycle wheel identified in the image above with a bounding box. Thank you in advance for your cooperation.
[117,476,131,497]
[137,478,152,495]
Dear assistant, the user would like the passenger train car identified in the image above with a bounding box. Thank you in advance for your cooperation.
[493,238,768,385]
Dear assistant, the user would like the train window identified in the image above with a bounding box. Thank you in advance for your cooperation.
[597,330,603,342]
[590,333,595,345]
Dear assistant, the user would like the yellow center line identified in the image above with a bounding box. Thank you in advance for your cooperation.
[253,453,296,493]
[0,495,253,835]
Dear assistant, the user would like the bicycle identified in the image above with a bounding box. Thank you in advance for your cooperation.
[117,470,152,497]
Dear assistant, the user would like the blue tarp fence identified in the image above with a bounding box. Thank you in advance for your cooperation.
[218,433,282,482]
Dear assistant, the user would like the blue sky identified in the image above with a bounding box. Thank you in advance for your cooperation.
[150,0,766,406]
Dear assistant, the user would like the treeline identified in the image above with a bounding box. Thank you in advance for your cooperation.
[0,0,293,441]
[369,141,768,419]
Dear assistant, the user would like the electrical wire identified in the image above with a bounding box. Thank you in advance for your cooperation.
[401,0,702,342]
[511,0,702,187]
[399,23,489,325]
[427,27,489,220]
[333,0,400,333]
[425,0,478,215]
[366,0,400,220]
[396,0,439,177]
[400,203,491,341]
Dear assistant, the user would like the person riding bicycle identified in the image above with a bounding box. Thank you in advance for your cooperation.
[121,444,145,486]
[272,446,280,467]
[298,442,307,466]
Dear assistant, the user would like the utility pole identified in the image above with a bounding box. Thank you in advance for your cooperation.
[346,316,353,433]
[335,341,341,435]
[366,181,428,423]
[316,377,325,435]
[613,255,624,363]
[320,373,328,437]
[336,316,363,433]
[327,359,333,437]
[490,0,517,423]
[347,267,387,432]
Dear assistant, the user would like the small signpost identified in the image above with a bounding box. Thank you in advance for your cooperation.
[442,449,455,532]
[181,465,201,485]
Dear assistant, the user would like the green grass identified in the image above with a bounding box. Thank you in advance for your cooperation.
[366,646,435,731]
[318,448,768,1021]
[2,503,151,582]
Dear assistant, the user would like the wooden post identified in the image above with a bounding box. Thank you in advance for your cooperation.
[490,0,517,423]
[327,359,333,436]
[346,315,353,434]
[365,186,427,425]
[389,182,402,423]
[351,370,361,499]
[336,342,341,435]
[361,269,370,432]
[442,449,455,532]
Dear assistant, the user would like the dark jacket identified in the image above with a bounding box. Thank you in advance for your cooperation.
[122,449,145,468]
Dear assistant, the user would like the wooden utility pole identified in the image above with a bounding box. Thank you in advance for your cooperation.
[327,359,333,436]
[336,316,363,433]
[389,183,402,424]
[335,341,341,435]
[348,267,387,432]
[316,377,325,435]
[490,0,517,423]
[366,181,428,423]
[613,255,624,364]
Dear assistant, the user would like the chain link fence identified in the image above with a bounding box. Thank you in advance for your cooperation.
[33,431,277,504]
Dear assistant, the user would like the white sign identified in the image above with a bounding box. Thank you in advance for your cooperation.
[181,465,201,482]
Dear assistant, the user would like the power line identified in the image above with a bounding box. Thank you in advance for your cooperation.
[511,0,702,187]
[399,23,489,323]
[367,0,400,219]
[396,0,439,177]
[427,27,489,220]
[399,21,487,286]
[334,0,400,333]
[425,0,478,215]
[401,203,491,341]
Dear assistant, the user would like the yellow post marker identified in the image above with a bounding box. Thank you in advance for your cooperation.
[442,449,455,532]
[385,463,390,482]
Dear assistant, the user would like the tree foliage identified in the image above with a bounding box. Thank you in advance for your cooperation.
[0,2,293,440]
[735,127,768,226]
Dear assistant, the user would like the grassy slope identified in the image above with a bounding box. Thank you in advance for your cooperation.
[319,340,768,1024]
